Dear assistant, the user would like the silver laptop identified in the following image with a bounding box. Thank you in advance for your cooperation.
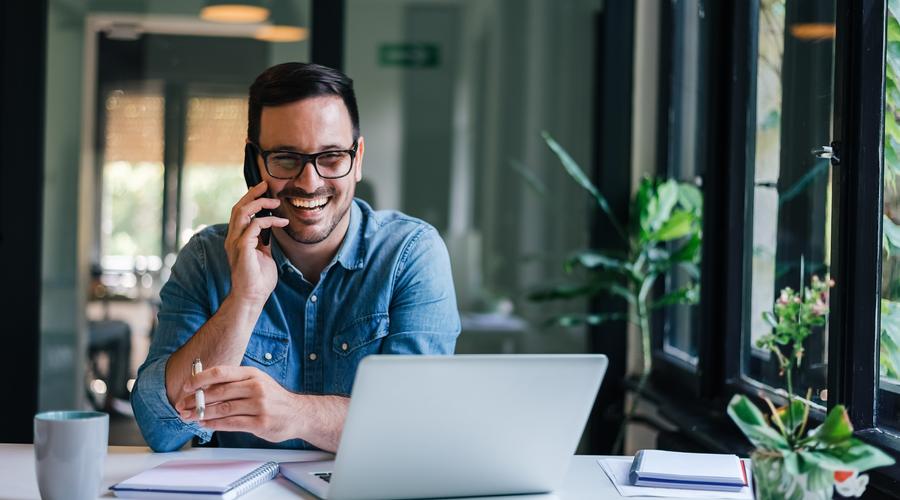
[280,354,607,500]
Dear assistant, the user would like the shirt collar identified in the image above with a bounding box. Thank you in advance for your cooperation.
[270,199,367,275]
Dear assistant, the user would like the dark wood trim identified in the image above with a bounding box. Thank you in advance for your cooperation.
[828,0,885,430]
[311,0,345,70]
[586,1,634,454]
[0,0,47,443]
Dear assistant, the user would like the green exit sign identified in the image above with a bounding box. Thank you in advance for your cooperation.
[378,43,440,68]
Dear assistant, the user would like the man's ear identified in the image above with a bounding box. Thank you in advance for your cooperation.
[354,136,365,182]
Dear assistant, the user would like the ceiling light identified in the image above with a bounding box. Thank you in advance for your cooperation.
[201,1,270,24]
[790,23,836,41]
[254,0,308,43]
[255,25,309,42]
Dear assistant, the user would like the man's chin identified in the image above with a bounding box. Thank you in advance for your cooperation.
[282,224,331,245]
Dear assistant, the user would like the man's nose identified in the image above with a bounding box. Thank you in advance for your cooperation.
[293,159,324,190]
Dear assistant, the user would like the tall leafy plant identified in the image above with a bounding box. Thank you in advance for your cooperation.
[532,132,702,451]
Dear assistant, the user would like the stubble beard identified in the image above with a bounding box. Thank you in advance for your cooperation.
[276,196,353,245]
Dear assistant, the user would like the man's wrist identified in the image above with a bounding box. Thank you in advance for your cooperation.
[222,292,266,323]
[290,393,312,440]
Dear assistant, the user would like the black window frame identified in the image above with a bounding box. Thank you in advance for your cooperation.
[648,0,900,493]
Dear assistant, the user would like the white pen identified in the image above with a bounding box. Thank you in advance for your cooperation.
[191,358,205,420]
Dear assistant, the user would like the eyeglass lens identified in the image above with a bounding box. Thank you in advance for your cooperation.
[268,151,352,179]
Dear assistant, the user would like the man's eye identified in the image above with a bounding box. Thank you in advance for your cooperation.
[271,154,301,166]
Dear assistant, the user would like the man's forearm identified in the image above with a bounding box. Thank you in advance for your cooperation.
[165,294,264,408]
[294,395,350,452]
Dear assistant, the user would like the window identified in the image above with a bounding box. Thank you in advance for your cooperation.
[657,0,708,368]
[743,0,834,407]
[100,89,165,280]
[880,2,900,433]
[179,95,249,248]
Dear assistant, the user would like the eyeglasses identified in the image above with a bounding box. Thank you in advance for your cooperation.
[250,141,359,180]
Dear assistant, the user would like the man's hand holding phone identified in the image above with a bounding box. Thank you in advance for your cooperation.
[224,181,288,306]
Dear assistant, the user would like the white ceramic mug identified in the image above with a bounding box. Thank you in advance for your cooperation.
[34,411,109,500]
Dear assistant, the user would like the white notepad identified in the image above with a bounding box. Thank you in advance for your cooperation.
[110,459,279,500]
[630,450,747,491]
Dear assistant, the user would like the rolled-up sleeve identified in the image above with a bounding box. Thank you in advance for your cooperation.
[131,235,214,452]
[381,226,461,354]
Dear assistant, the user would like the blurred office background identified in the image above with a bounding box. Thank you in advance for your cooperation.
[7,2,900,492]
[31,0,601,446]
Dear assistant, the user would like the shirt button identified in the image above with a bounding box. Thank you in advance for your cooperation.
[341,342,349,351]
[309,353,318,361]
[264,352,273,361]
[310,295,318,303]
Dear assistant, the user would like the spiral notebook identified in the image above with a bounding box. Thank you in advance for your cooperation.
[110,459,279,499]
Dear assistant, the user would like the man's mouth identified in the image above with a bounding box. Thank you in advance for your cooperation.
[285,196,331,211]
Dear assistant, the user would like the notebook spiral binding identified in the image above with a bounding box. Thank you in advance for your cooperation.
[225,461,279,497]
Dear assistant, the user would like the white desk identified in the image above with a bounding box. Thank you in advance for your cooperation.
[0,444,664,499]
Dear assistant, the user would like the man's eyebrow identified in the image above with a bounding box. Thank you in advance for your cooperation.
[266,143,348,152]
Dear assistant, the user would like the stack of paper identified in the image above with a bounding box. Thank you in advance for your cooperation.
[598,457,754,499]
[630,450,747,492]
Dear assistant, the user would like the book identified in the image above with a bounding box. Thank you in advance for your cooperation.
[109,459,279,499]
[628,450,748,493]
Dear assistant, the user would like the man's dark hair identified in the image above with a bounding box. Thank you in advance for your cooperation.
[247,62,360,144]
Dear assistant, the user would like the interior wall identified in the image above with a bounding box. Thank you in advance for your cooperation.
[41,0,89,410]
[344,0,405,211]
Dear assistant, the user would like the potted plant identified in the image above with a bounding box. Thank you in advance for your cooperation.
[531,132,702,452]
[728,275,895,499]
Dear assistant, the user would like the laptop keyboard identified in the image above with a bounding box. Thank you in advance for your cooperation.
[314,472,332,483]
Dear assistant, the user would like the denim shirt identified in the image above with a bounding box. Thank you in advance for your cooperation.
[131,199,460,452]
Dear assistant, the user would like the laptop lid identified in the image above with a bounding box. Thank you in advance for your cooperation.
[322,354,607,500]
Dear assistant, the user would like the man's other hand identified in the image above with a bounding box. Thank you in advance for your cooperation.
[176,365,304,443]
[225,181,289,305]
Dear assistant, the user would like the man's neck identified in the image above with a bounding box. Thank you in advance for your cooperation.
[273,211,351,285]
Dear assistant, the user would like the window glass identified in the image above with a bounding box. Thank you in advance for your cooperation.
[179,96,249,248]
[878,2,900,430]
[744,0,835,406]
[100,90,165,272]
[660,0,707,366]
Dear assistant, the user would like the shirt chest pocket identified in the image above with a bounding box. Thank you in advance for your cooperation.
[333,313,390,358]
[242,329,289,384]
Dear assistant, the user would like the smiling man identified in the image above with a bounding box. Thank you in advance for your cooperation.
[131,63,461,452]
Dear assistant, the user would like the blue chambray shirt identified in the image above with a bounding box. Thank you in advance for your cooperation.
[131,199,461,452]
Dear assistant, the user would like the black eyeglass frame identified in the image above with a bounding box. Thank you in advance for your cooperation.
[249,141,359,180]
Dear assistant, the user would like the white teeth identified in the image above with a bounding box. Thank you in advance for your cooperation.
[289,197,328,209]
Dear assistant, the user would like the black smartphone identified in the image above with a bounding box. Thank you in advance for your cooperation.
[243,143,274,245]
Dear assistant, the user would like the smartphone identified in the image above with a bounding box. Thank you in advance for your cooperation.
[243,143,274,245]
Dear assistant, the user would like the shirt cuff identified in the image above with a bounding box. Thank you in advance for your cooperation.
[133,355,213,445]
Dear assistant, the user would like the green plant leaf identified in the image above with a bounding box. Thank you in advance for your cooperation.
[808,405,853,445]
[671,233,701,263]
[677,182,703,215]
[508,158,547,196]
[650,285,699,309]
[819,438,896,472]
[883,215,900,255]
[542,131,628,242]
[652,179,679,232]
[775,399,808,437]
[565,251,633,276]
[727,395,790,451]
[553,312,628,327]
[652,210,696,242]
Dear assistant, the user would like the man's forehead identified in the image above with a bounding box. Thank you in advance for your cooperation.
[258,95,353,147]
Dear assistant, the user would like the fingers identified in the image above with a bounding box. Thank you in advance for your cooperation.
[184,365,255,393]
[177,379,257,412]
[228,194,282,235]
[180,398,255,422]
[202,415,258,433]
